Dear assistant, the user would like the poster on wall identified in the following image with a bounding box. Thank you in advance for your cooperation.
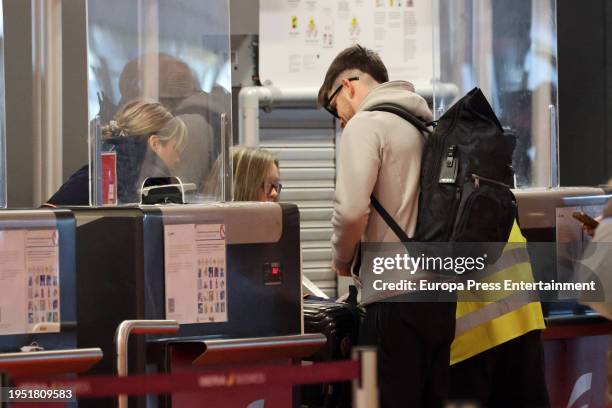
[259,0,435,90]
[0,229,61,335]
[164,223,228,324]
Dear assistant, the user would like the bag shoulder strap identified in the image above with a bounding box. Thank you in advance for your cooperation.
[366,103,426,243]
[367,103,432,135]
[370,194,413,242]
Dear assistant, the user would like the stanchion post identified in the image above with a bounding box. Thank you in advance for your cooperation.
[352,346,378,408]
[115,320,179,408]
[0,371,10,408]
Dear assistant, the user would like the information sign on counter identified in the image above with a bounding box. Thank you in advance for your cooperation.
[164,223,228,324]
[259,0,435,89]
[0,229,61,335]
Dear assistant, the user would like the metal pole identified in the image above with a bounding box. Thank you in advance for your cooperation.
[115,320,179,408]
[237,85,455,147]
[352,346,378,408]
[549,104,559,188]
[137,0,160,101]
[0,348,103,365]
[89,115,102,206]
[0,370,10,408]
[238,86,269,147]
[238,86,317,147]
[220,112,232,201]
[31,0,63,206]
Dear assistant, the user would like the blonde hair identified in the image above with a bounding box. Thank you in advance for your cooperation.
[101,99,186,151]
[232,146,279,201]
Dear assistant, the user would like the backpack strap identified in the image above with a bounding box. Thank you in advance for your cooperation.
[370,195,413,242]
[367,103,432,135]
[364,103,427,243]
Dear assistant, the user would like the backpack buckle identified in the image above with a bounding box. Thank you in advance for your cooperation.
[439,145,458,184]
[445,145,457,167]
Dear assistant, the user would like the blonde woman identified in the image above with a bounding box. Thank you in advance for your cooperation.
[202,146,282,202]
[47,99,186,205]
[232,146,281,202]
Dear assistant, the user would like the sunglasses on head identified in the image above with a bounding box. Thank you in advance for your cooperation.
[324,77,359,118]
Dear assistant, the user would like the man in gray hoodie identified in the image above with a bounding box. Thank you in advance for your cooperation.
[318,45,456,407]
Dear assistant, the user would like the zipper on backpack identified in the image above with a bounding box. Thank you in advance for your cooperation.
[472,174,511,189]
[444,185,462,240]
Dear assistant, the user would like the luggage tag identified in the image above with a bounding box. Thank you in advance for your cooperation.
[439,145,458,184]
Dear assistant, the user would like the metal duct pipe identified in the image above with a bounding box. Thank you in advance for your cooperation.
[237,84,458,147]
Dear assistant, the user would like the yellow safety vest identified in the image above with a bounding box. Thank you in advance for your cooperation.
[450,221,545,365]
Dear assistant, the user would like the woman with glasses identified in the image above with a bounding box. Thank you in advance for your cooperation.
[231,146,282,202]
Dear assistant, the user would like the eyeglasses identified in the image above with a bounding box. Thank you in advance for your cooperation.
[263,181,282,195]
[324,77,359,118]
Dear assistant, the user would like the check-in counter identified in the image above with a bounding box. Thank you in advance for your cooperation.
[515,187,611,407]
[76,2,319,406]
[0,209,103,379]
[71,202,307,406]
[543,312,612,408]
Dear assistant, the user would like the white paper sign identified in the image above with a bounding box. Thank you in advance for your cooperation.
[259,0,435,89]
[164,224,197,323]
[0,229,60,335]
[164,223,227,324]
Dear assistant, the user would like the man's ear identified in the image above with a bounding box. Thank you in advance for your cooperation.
[343,78,356,98]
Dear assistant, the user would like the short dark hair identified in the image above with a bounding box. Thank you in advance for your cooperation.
[317,44,389,107]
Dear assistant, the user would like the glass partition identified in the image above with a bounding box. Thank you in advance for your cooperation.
[86,0,232,205]
[0,2,6,208]
[434,0,558,188]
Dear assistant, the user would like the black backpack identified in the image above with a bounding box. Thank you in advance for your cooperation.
[367,87,517,258]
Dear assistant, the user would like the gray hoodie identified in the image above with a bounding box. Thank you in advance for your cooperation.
[331,80,433,283]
